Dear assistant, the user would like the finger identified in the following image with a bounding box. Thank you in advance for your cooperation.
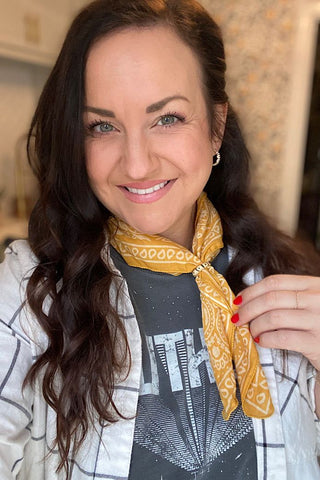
[238,274,320,303]
[235,289,320,326]
[257,329,320,365]
[247,310,320,339]
[234,289,297,326]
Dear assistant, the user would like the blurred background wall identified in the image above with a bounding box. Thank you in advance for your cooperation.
[0,0,319,247]
[203,0,300,221]
[204,0,320,244]
[0,0,86,244]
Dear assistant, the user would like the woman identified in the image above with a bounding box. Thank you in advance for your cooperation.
[0,0,320,478]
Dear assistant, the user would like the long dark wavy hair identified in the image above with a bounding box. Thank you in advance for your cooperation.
[25,0,320,476]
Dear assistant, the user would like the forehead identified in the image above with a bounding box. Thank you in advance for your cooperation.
[85,25,205,106]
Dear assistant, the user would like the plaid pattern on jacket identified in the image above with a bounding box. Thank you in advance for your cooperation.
[0,240,319,479]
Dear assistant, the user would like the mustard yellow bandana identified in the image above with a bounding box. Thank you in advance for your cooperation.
[108,193,274,420]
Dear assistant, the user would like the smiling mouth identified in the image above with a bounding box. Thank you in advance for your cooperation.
[124,181,170,195]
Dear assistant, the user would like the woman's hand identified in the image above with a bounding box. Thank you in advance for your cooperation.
[233,274,320,371]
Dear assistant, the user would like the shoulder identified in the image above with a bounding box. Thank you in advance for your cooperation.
[0,239,38,282]
[0,240,41,345]
[0,241,40,477]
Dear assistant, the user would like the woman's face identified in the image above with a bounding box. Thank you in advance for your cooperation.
[84,25,222,248]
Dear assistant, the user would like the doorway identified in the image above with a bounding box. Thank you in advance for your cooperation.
[297,24,320,249]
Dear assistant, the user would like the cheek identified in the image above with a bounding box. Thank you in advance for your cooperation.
[184,141,213,175]
[85,143,110,185]
[85,156,100,187]
[85,138,122,180]
[166,133,213,168]
[86,160,103,184]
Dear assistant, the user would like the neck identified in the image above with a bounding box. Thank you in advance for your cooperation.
[161,225,194,250]
[159,206,196,250]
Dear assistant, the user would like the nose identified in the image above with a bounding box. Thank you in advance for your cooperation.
[121,131,158,180]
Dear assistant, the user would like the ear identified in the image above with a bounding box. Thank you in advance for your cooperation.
[211,103,228,153]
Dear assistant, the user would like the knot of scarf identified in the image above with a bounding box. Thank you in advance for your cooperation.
[107,193,274,420]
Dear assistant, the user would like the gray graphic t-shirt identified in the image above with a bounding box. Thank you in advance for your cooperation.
[111,247,257,480]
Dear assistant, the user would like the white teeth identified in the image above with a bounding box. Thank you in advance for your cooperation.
[126,181,169,195]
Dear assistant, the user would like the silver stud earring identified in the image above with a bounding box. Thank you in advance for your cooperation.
[212,151,221,167]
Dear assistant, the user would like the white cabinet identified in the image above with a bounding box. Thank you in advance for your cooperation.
[0,0,87,66]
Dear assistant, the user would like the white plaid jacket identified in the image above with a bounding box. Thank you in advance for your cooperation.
[0,240,319,479]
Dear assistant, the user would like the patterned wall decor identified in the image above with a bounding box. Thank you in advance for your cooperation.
[200,0,300,223]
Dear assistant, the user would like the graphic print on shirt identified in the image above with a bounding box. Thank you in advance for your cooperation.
[129,327,256,480]
[109,247,256,479]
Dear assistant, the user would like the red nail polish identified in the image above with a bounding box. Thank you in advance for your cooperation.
[231,313,239,324]
[233,296,243,306]
[254,336,260,344]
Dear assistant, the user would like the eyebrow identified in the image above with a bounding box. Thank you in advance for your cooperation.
[145,95,189,113]
[84,95,189,117]
[84,106,115,117]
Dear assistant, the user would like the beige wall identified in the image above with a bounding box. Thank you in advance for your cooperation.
[201,0,301,225]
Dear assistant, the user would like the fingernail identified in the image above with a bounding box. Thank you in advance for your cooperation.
[231,313,239,324]
[233,296,243,306]
[254,336,260,344]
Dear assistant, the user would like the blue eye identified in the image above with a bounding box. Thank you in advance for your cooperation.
[157,114,180,126]
[86,120,116,135]
[94,122,115,133]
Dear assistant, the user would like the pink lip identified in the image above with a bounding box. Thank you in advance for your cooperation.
[119,180,168,189]
[118,179,176,204]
